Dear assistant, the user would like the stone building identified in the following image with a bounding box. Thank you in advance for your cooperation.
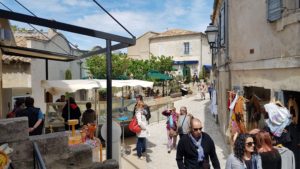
[128,29,211,77]
[210,0,300,164]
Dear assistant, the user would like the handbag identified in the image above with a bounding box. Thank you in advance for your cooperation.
[129,116,141,133]
[169,128,178,137]
[177,115,187,134]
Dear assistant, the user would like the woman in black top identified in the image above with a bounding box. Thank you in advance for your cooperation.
[62,97,81,130]
[255,131,281,169]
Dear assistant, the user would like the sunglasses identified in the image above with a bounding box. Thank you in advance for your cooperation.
[246,142,255,147]
[193,128,203,132]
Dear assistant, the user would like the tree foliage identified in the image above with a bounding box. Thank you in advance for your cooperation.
[65,69,72,80]
[85,53,130,79]
[85,54,173,80]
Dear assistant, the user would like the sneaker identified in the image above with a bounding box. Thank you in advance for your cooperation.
[168,150,171,153]
[139,156,145,160]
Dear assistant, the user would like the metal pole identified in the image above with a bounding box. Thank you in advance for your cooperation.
[106,40,112,159]
[45,59,48,80]
[95,88,99,137]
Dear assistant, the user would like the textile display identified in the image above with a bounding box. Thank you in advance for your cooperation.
[264,103,291,137]
[210,89,218,115]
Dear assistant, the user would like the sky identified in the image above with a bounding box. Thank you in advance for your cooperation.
[0,0,214,51]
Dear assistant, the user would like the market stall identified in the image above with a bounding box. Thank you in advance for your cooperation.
[41,79,154,132]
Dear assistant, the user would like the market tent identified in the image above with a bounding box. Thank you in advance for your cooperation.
[147,70,172,81]
[41,79,154,95]
[147,70,172,96]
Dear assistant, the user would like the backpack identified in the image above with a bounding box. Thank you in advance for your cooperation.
[144,105,151,121]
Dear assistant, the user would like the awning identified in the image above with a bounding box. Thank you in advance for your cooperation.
[0,45,76,61]
[147,70,172,81]
[41,79,154,95]
[203,64,212,71]
[173,60,198,65]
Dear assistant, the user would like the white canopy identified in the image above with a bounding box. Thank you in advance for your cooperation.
[41,79,154,95]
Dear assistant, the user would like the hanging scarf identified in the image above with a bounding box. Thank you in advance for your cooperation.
[189,134,204,162]
[169,115,174,128]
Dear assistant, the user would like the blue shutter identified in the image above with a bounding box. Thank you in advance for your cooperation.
[267,0,282,22]
[220,4,225,46]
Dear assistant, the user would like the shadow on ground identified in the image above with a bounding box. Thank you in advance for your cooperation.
[203,101,229,163]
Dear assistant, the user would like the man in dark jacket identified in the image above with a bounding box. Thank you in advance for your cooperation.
[82,102,96,125]
[16,97,44,136]
[176,118,220,169]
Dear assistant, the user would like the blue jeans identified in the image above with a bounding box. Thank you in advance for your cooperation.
[137,137,146,157]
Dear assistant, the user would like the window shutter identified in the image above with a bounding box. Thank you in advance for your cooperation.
[267,0,282,22]
[220,5,225,46]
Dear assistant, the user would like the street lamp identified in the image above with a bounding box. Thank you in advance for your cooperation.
[205,24,218,49]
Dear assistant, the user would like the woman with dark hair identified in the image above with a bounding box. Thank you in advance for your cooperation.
[255,131,281,169]
[62,97,81,130]
[226,133,262,169]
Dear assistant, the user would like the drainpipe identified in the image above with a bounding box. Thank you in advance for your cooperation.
[225,0,231,89]
[200,34,203,76]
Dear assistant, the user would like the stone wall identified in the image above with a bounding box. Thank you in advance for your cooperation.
[0,117,118,169]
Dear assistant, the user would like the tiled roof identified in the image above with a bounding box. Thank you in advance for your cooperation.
[1,33,43,63]
[152,29,200,38]
[2,55,31,63]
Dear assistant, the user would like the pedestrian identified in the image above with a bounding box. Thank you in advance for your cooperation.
[225,133,262,169]
[16,97,44,136]
[162,107,178,153]
[62,97,81,130]
[135,101,149,160]
[200,82,207,100]
[132,95,151,151]
[208,83,213,100]
[192,73,197,86]
[177,106,193,139]
[7,99,25,118]
[53,95,66,113]
[82,102,96,125]
[176,118,220,169]
[254,131,281,169]
[133,95,151,123]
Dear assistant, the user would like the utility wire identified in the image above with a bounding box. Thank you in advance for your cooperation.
[93,0,135,38]
[1,1,71,55]
[15,0,80,53]
[14,0,79,50]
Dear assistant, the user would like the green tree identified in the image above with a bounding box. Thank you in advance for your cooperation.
[65,69,72,80]
[85,53,130,79]
[85,54,173,80]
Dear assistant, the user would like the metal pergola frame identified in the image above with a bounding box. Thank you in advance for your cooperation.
[0,8,135,160]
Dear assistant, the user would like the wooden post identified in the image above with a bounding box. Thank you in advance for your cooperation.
[0,49,2,118]
[100,143,103,162]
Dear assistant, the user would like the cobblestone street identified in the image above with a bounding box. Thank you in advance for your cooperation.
[122,92,229,169]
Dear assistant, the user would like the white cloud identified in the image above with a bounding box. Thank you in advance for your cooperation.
[8,0,213,50]
[73,11,162,38]
[18,0,68,13]
[62,0,94,7]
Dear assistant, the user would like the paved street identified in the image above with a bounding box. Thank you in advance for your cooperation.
[121,91,229,169]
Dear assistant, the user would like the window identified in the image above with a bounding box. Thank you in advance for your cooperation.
[219,3,225,46]
[267,0,282,22]
[184,42,190,55]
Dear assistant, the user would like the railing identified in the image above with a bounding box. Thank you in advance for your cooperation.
[33,142,47,169]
